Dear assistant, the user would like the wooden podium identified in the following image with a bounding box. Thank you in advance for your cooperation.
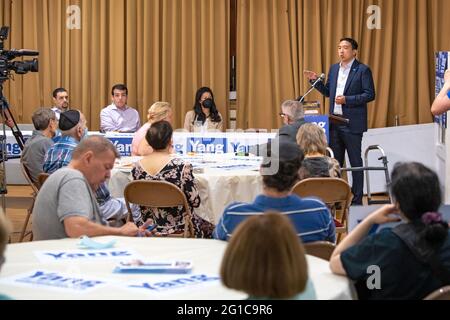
[329,114,350,125]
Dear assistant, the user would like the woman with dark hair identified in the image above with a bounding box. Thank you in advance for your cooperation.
[330,162,450,299]
[131,120,215,238]
[183,87,223,132]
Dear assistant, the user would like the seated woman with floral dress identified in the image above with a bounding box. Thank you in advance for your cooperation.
[131,120,215,238]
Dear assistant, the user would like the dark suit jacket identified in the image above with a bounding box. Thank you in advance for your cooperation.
[248,118,305,156]
[315,60,375,133]
[278,118,306,144]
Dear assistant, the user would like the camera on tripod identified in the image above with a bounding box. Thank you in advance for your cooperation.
[0,26,38,81]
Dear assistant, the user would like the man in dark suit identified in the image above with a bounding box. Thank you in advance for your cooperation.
[304,38,375,205]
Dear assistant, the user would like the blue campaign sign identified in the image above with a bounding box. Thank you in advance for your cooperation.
[107,137,133,156]
[6,142,22,156]
[186,137,227,154]
[304,115,330,142]
[435,52,449,129]
[6,133,31,157]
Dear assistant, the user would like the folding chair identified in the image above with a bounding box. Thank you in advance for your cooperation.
[304,241,336,261]
[37,173,50,188]
[292,177,353,243]
[423,286,450,300]
[19,162,39,242]
[124,180,194,238]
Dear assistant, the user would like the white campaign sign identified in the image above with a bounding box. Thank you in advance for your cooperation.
[0,270,112,293]
[34,248,141,263]
[124,274,220,296]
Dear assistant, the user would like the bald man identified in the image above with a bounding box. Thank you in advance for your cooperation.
[33,136,143,240]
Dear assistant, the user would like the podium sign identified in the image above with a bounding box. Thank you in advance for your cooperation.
[304,115,330,142]
[303,114,349,143]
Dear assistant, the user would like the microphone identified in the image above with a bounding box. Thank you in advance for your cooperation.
[310,73,326,87]
[297,73,326,102]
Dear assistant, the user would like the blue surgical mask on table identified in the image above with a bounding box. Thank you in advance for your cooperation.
[78,236,116,249]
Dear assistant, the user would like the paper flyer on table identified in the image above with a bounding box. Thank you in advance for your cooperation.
[34,248,142,263]
[0,269,113,293]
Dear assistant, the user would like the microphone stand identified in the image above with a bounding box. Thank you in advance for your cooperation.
[298,85,317,103]
[297,77,324,102]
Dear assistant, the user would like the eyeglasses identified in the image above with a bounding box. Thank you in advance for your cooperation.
[279,112,289,118]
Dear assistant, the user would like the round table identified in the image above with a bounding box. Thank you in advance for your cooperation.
[0,236,354,300]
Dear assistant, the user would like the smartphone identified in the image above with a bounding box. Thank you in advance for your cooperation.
[146,224,158,232]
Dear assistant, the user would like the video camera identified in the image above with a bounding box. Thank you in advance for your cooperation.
[0,26,38,82]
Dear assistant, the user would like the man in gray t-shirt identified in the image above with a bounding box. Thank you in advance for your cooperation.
[32,136,141,240]
[32,168,103,240]
[21,108,57,184]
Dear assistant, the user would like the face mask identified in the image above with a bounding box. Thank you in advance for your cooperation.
[202,98,213,109]
[81,127,88,140]
[53,129,62,140]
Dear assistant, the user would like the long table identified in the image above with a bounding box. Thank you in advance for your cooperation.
[0,236,354,300]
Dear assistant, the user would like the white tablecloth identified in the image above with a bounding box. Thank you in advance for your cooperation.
[108,168,263,224]
[0,237,354,300]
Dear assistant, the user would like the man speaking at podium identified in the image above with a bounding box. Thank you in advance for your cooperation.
[304,37,375,205]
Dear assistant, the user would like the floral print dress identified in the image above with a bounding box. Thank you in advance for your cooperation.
[131,158,215,238]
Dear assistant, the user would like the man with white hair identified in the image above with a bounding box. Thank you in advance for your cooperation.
[21,108,57,183]
[278,100,306,144]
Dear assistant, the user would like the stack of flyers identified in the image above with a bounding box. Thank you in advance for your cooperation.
[114,260,193,274]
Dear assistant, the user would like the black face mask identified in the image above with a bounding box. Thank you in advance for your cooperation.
[202,98,213,109]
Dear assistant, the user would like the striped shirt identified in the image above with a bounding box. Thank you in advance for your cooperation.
[213,194,336,243]
[42,135,112,206]
[43,135,79,174]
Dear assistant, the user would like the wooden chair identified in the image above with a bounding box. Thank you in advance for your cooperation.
[292,177,353,242]
[37,173,50,188]
[19,162,40,242]
[124,180,194,238]
[304,241,336,261]
[424,285,450,300]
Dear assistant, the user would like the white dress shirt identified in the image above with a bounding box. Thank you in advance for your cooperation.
[334,58,355,115]
[100,103,141,133]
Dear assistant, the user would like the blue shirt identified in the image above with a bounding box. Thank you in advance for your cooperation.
[213,194,335,243]
[43,135,79,174]
[42,135,111,204]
